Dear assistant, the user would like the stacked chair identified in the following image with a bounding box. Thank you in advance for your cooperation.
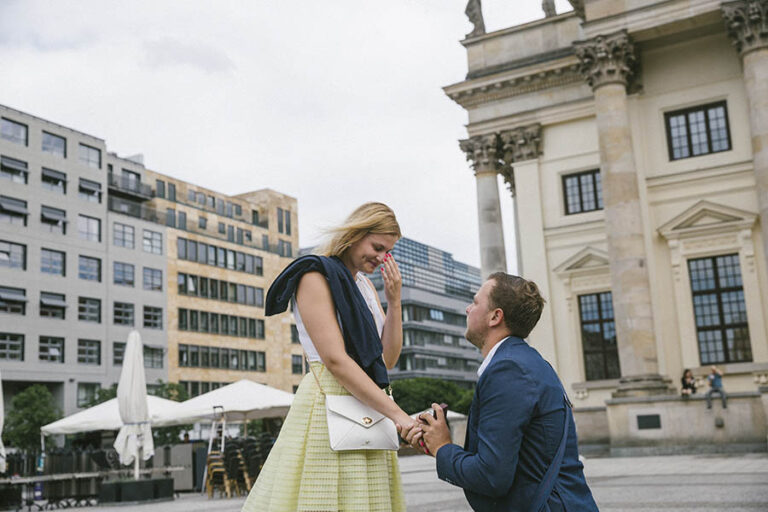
[205,451,231,498]
[204,433,278,498]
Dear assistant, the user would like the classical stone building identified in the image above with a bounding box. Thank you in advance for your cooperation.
[446,0,768,453]
[0,104,300,417]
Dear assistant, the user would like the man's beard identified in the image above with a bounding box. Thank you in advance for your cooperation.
[465,326,486,350]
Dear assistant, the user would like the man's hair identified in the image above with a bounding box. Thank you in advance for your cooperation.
[487,272,546,338]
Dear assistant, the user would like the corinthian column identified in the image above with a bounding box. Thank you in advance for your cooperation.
[460,134,507,276]
[723,0,768,274]
[575,31,670,396]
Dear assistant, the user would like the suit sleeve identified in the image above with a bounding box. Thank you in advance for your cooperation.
[435,360,536,497]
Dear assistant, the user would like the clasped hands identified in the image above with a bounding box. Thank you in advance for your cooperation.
[396,403,452,457]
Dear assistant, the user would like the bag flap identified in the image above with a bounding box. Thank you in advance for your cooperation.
[326,395,387,428]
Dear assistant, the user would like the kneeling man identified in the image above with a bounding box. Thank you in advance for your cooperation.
[401,273,598,512]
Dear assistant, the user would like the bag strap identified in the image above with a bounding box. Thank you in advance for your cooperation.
[303,350,326,395]
[529,393,571,512]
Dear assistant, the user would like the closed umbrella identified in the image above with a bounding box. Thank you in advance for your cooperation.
[113,331,154,480]
[0,370,6,473]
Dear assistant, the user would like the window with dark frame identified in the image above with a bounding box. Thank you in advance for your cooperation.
[143,229,162,254]
[113,302,135,326]
[78,215,101,242]
[0,240,26,270]
[0,196,29,226]
[42,132,66,157]
[77,383,99,407]
[78,178,102,203]
[40,206,67,234]
[113,342,126,365]
[155,180,165,198]
[77,339,101,365]
[78,297,101,323]
[578,292,620,381]
[40,292,66,319]
[665,101,731,161]
[114,222,135,248]
[78,256,101,282]
[0,286,26,315]
[688,254,752,364]
[0,332,24,360]
[1,118,28,145]
[39,336,64,363]
[292,354,303,374]
[144,346,164,368]
[41,168,67,194]
[143,306,163,329]
[78,143,101,169]
[563,169,603,215]
[113,262,135,287]
[41,248,65,276]
[143,267,162,291]
[1,156,28,184]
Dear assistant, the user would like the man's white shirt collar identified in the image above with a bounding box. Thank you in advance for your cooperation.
[477,337,510,377]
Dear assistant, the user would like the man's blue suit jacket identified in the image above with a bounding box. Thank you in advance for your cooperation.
[436,337,598,512]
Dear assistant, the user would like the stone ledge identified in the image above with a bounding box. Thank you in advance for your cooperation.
[606,391,760,405]
[574,406,607,413]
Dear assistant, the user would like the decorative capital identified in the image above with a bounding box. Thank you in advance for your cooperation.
[722,0,768,56]
[574,30,637,91]
[464,0,486,38]
[499,167,515,196]
[459,134,501,174]
[500,124,542,164]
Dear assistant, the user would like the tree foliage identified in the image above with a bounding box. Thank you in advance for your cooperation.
[391,378,474,415]
[3,385,61,451]
[150,380,191,446]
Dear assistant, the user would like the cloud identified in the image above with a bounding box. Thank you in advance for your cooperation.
[142,38,235,74]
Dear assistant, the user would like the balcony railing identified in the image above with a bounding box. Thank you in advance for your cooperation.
[107,173,154,200]
[108,196,165,223]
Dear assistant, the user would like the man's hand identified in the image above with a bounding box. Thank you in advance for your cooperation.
[417,403,452,457]
[396,421,424,452]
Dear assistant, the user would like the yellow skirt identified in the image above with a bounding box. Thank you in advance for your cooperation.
[242,362,406,512]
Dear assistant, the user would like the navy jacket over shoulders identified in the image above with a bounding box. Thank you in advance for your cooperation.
[436,337,598,512]
[265,254,389,388]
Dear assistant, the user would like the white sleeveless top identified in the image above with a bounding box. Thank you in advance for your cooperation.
[294,272,385,362]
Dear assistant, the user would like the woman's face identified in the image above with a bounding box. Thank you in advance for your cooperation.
[345,233,398,274]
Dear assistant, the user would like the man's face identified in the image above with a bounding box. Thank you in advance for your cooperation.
[465,279,496,348]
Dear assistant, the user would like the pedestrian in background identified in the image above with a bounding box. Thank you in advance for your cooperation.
[706,365,727,409]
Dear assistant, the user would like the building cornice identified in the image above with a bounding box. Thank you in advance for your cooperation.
[581,0,723,40]
[445,58,583,109]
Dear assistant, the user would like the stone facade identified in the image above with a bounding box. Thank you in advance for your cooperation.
[446,0,768,452]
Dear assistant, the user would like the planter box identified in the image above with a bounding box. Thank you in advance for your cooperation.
[98,478,173,503]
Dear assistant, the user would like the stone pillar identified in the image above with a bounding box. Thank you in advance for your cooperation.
[499,125,543,276]
[499,125,559,366]
[575,31,671,396]
[723,0,768,275]
[460,134,507,276]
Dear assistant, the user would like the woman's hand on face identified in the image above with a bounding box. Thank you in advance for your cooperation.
[380,253,402,303]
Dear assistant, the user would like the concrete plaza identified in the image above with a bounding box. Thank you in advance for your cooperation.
[55,451,768,511]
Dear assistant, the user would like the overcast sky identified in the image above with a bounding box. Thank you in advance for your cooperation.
[0,0,573,269]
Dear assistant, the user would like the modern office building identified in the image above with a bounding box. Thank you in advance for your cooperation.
[0,103,300,417]
[368,237,483,385]
[445,0,768,452]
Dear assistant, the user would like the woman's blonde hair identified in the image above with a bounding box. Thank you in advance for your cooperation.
[317,202,401,257]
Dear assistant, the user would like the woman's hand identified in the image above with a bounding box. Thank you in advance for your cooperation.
[380,253,402,304]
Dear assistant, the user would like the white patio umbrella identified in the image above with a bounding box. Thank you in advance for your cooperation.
[41,396,183,435]
[113,330,154,480]
[0,370,6,474]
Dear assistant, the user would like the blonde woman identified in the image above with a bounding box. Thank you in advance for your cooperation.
[242,202,416,512]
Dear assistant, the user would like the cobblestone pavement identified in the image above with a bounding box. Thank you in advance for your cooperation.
[53,452,768,511]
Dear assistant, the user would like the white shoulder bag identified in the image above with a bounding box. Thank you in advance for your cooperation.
[306,355,399,451]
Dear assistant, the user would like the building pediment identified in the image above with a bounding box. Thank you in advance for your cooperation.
[658,200,757,240]
[554,246,610,276]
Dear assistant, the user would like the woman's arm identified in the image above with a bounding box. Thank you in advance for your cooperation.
[296,271,415,430]
[369,254,403,369]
